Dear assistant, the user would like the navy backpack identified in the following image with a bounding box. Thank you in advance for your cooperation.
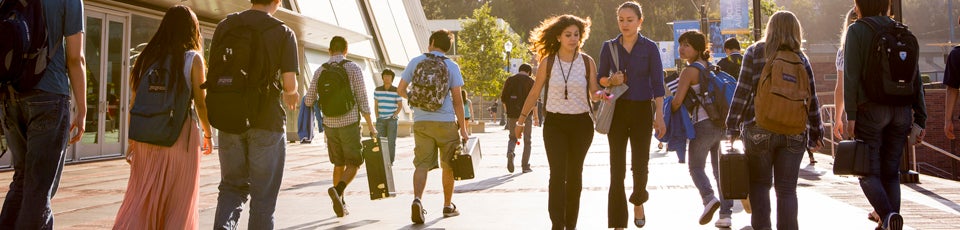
[129,55,192,146]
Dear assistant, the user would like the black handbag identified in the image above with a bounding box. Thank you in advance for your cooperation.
[833,139,872,176]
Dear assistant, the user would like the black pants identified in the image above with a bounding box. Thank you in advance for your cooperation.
[543,112,593,230]
[607,99,654,228]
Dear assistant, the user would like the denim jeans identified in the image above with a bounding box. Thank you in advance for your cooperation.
[742,124,805,230]
[505,117,532,169]
[543,113,593,230]
[214,128,286,230]
[855,103,912,219]
[688,121,732,217]
[375,117,398,164]
[0,90,71,230]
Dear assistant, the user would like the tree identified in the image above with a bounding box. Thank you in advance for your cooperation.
[457,3,530,100]
[748,0,782,42]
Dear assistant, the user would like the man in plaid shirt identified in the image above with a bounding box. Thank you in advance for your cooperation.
[304,36,376,217]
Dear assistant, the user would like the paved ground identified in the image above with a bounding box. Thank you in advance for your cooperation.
[2,124,959,229]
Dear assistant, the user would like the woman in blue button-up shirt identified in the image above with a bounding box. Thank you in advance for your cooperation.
[596,2,667,229]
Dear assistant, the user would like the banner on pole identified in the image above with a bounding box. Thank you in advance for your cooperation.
[720,0,751,34]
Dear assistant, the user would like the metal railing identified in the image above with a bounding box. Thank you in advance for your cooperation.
[917,162,954,179]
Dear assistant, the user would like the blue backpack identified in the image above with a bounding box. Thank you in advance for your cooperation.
[688,62,737,128]
[129,55,192,147]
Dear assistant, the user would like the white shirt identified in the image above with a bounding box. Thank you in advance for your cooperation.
[546,55,591,114]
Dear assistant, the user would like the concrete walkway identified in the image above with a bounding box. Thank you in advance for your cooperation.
[2,124,959,229]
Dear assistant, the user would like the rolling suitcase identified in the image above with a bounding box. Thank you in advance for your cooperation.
[833,139,871,176]
[451,137,481,181]
[362,137,396,200]
[719,144,750,200]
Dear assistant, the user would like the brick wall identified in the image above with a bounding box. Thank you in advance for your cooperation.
[915,90,960,180]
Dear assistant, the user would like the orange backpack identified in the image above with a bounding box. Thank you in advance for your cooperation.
[754,50,811,135]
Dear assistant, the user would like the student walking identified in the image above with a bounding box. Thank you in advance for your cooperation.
[0,0,87,228]
[305,36,377,218]
[516,14,599,230]
[206,0,301,228]
[844,1,927,229]
[397,30,469,224]
[596,2,666,229]
[946,16,960,140]
[725,11,824,230]
[113,6,214,229]
[502,64,537,173]
[669,31,733,228]
[717,38,743,80]
[375,69,402,164]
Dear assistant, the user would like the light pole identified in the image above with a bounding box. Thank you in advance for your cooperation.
[753,0,762,40]
[501,41,514,126]
[504,41,514,73]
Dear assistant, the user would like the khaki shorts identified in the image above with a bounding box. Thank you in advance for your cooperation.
[412,121,461,170]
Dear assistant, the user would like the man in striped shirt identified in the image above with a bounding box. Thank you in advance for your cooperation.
[304,36,376,217]
[375,69,403,164]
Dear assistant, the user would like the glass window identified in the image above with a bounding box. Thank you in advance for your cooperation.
[130,14,160,64]
[330,0,369,34]
[387,0,422,63]
[369,0,408,66]
[298,0,338,27]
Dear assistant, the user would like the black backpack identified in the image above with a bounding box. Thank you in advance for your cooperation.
[501,74,532,116]
[858,17,920,106]
[201,14,283,134]
[316,60,355,117]
[0,0,53,91]
[129,55,192,146]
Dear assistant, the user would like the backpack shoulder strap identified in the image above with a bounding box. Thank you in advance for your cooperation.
[582,53,595,112]
[856,17,884,34]
[543,55,556,105]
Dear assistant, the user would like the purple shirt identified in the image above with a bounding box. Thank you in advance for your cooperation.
[596,34,666,101]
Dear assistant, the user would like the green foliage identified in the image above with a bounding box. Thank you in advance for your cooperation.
[747,0,782,42]
[457,3,529,99]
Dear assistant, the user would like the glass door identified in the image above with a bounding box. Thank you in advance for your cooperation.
[77,11,128,160]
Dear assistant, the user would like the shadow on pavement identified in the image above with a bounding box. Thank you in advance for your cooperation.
[397,217,445,230]
[325,220,381,230]
[453,174,522,193]
[798,163,824,181]
[905,184,960,213]
[280,217,338,230]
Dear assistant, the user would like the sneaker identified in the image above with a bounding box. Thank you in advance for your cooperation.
[443,203,460,217]
[506,153,515,173]
[700,198,721,225]
[328,187,345,217]
[883,212,903,230]
[411,199,426,224]
[715,217,732,228]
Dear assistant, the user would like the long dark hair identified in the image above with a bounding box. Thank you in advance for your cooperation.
[131,5,202,90]
[528,15,591,61]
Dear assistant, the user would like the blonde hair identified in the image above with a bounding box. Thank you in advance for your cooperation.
[839,8,858,49]
[761,11,805,61]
